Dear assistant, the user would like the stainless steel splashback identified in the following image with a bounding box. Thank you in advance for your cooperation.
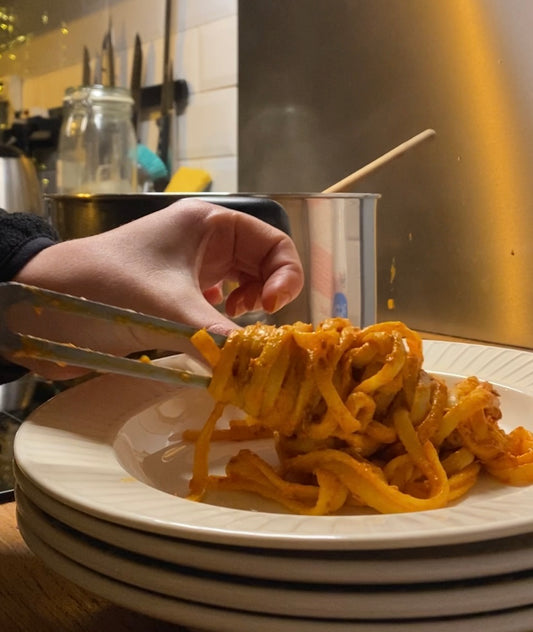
[238,0,533,348]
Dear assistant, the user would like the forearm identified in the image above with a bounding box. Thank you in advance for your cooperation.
[0,199,304,382]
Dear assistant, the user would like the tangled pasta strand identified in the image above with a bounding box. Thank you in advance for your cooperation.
[186,319,533,515]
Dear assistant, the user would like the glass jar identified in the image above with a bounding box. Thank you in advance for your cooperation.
[56,85,137,194]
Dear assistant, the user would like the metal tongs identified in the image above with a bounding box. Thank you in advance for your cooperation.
[0,283,223,387]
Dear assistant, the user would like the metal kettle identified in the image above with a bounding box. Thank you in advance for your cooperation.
[0,145,43,215]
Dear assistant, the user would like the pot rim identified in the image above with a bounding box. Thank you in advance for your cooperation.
[45,192,381,201]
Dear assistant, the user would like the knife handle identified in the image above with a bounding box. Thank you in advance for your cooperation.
[157,114,171,168]
[153,115,172,191]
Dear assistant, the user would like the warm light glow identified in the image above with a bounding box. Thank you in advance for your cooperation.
[441,2,529,332]
[0,7,23,56]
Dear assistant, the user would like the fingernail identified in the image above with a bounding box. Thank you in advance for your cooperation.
[268,291,291,313]
[230,296,246,317]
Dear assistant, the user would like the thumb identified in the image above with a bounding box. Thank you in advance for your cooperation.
[149,290,240,340]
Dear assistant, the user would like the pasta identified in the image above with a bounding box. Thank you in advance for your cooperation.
[186,318,533,515]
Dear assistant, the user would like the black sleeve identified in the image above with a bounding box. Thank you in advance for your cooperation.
[0,209,59,282]
[0,209,60,383]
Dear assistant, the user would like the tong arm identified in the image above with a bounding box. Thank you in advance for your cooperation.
[0,282,220,387]
[10,332,210,387]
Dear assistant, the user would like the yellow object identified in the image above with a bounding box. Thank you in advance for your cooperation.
[164,166,212,192]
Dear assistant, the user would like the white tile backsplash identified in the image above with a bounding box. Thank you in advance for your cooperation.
[178,87,237,158]
[176,26,201,89]
[147,27,202,89]
[143,37,167,87]
[177,0,237,31]
[198,16,237,91]
[3,0,238,191]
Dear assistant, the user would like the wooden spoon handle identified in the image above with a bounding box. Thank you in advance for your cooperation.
[323,128,436,193]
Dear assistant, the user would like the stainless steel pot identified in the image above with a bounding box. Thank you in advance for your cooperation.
[0,374,36,415]
[44,192,379,326]
[256,193,379,328]
[0,145,43,215]
[44,193,291,238]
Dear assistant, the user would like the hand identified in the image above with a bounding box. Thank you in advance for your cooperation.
[10,199,304,379]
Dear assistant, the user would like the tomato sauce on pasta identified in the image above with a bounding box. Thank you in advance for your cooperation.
[185,319,533,515]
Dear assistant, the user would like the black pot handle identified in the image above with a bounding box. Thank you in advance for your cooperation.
[194,195,291,235]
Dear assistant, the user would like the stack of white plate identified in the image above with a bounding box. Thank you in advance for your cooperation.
[13,341,533,632]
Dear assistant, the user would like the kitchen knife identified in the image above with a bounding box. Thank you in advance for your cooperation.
[82,45,91,85]
[157,62,173,170]
[130,33,143,134]
[155,0,173,189]
[101,21,115,87]
[131,32,171,187]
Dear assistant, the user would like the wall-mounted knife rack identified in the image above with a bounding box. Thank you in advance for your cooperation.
[140,78,189,115]
[4,78,190,158]
[45,79,189,119]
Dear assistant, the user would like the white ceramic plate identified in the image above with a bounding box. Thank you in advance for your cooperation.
[15,461,533,585]
[21,485,533,620]
[14,341,533,550]
[16,510,533,632]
